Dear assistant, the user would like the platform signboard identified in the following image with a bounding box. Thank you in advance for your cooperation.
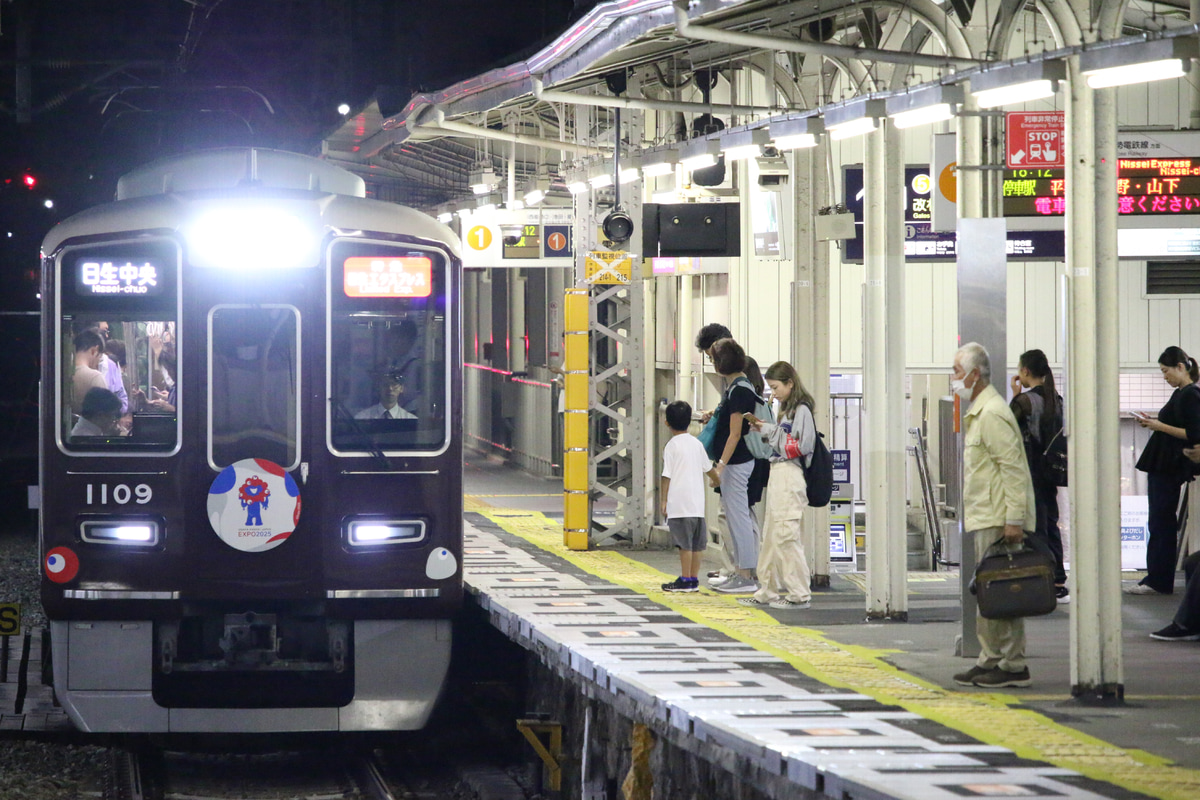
[585,250,633,284]
[0,602,19,636]
[543,225,572,258]
[832,450,851,484]
[1006,112,1065,169]
[1120,495,1150,571]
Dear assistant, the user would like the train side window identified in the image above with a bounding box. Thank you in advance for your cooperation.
[57,239,180,454]
[328,241,449,455]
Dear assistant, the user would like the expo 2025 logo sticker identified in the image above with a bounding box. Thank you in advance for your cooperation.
[207,458,301,552]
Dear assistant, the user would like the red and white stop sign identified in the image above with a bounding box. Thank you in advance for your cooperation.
[1006,112,1065,169]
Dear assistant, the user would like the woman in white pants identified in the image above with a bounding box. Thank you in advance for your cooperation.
[740,361,814,610]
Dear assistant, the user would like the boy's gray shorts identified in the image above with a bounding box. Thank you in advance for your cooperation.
[668,517,708,552]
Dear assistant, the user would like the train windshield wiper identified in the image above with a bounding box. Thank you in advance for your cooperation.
[333,398,391,469]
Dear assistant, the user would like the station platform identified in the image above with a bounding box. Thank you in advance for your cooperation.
[463,458,1200,800]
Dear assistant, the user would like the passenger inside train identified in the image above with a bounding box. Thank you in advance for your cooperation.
[69,387,126,439]
[62,318,179,449]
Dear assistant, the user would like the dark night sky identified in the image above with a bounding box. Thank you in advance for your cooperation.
[0,0,582,308]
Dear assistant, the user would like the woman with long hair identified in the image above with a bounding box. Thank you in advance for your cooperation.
[1130,346,1200,595]
[740,361,816,609]
[1009,349,1068,602]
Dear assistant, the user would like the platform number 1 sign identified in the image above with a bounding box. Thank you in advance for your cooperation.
[467,225,494,251]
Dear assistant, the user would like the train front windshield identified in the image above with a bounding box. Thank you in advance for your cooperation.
[329,240,450,455]
[57,239,180,453]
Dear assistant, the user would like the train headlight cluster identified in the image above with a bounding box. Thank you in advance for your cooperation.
[80,519,160,547]
[346,519,426,547]
[185,204,318,271]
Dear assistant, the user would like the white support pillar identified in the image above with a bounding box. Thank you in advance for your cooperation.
[1066,57,1124,700]
[792,142,832,584]
[678,275,695,405]
[509,270,526,374]
[954,96,985,657]
[863,119,909,619]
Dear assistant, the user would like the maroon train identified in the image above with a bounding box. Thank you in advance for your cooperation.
[39,148,463,732]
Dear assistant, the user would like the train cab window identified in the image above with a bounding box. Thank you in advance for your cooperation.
[208,306,300,470]
[57,239,180,453]
[329,241,449,455]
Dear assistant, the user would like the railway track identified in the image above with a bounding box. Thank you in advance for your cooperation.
[101,738,475,800]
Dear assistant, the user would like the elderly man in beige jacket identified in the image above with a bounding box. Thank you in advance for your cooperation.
[951,342,1039,688]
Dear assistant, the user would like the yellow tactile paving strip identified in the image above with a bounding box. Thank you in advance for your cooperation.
[465,496,1200,800]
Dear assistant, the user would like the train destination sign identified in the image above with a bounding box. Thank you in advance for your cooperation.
[76,260,162,296]
[343,256,432,297]
[1003,158,1200,216]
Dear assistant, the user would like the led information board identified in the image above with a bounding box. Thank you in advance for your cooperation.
[843,165,1065,262]
[503,224,541,259]
[1003,158,1200,217]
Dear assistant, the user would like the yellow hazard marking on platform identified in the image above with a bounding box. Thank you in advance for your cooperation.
[463,496,1200,800]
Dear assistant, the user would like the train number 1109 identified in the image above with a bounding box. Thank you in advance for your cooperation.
[86,483,153,505]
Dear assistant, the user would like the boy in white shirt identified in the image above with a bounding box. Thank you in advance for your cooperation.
[660,401,719,592]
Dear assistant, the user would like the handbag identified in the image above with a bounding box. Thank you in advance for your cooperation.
[970,537,1057,619]
[697,407,722,460]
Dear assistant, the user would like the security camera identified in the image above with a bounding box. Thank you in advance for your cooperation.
[602,206,634,244]
[756,153,789,190]
[500,223,523,248]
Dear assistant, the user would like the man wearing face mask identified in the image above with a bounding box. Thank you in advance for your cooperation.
[951,342,1039,689]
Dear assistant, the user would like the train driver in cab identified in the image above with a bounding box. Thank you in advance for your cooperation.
[70,387,126,438]
[355,370,417,420]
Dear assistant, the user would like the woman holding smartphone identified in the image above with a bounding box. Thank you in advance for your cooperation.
[740,361,816,610]
[1131,346,1200,595]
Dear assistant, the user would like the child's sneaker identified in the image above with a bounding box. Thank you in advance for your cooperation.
[662,577,697,593]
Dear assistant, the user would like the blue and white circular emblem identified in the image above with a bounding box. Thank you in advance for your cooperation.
[207,458,302,552]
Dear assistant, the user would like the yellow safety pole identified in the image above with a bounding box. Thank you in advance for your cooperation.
[562,287,591,550]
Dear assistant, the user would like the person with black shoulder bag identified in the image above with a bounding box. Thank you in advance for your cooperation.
[1009,348,1069,603]
[952,343,1039,689]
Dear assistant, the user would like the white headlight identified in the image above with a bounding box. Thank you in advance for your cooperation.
[81,520,160,546]
[186,204,318,270]
[347,519,426,547]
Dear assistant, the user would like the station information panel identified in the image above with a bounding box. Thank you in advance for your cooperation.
[1003,158,1200,217]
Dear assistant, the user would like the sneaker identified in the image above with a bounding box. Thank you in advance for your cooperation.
[737,596,770,607]
[1150,622,1200,641]
[1055,586,1070,604]
[769,598,811,610]
[971,667,1032,688]
[707,570,723,578]
[1124,583,1168,595]
[662,577,697,593]
[953,665,991,686]
[707,574,731,587]
[714,576,759,594]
